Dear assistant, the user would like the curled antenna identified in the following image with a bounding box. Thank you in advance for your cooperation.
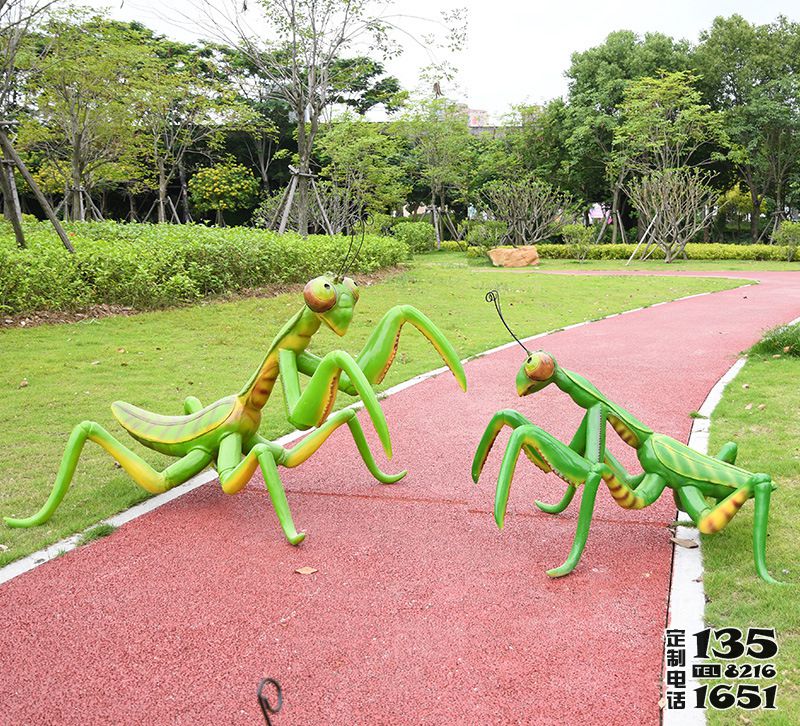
[485,290,530,354]
[338,214,370,279]
[336,229,357,280]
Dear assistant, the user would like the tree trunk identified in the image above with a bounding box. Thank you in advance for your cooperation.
[128,190,137,222]
[71,140,84,222]
[610,176,623,245]
[216,207,224,227]
[178,161,190,222]
[431,191,442,249]
[296,115,310,236]
[745,178,761,244]
[157,159,167,224]
[0,160,25,248]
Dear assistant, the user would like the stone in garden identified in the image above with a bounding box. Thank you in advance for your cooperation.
[487,245,540,267]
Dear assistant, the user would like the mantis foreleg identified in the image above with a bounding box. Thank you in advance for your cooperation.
[279,348,392,457]
[4,422,212,528]
[299,305,467,394]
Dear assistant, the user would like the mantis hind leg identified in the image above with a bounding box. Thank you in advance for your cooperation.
[715,442,738,464]
[4,421,211,528]
[752,479,780,585]
[678,477,779,584]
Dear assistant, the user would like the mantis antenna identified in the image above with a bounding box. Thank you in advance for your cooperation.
[337,215,370,279]
[485,289,530,354]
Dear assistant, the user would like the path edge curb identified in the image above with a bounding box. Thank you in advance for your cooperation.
[662,357,747,726]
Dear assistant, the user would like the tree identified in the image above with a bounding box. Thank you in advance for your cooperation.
[564,30,692,240]
[695,15,800,241]
[194,0,464,234]
[0,0,73,250]
[627,168,716,262]
[189,160,259,225]
[395,97,473,246]
[613,71,726,177]
[132,42,254,223]
[315,112,408,222]
[483,177,576,246]
[505,101,573,197]
[17,12,147,220]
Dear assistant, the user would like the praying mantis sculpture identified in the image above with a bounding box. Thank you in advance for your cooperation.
[472,290,781,584]
[5,267,467,544]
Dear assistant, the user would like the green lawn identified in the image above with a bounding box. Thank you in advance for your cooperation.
[705,353,800,724]
[0,258,743,565]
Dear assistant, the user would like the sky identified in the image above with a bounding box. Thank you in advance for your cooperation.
[79,0,795,121]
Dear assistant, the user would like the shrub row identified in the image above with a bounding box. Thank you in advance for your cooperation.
[536,242,797,261]
[0,221,409,315]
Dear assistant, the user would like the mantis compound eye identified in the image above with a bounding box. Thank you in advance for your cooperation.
[342,276,359,302]
[524,351,556,381]
[304,276,338,313]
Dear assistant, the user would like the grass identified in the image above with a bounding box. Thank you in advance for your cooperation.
[0,257,744,566]
[703,327,800,724]
[77,523,116,545]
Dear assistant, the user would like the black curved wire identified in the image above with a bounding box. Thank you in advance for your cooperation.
[340,214,371,278]
[485,289,530,354]
[257,678,283,725]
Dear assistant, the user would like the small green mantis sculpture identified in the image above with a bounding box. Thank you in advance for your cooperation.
[5,268,467,544]
[473,290,781,584]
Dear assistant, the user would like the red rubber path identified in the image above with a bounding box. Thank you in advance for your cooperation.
[2,271,799,725]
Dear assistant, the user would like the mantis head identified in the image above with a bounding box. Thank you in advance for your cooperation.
[483,289,558,396]
[303,274,360,336]
[516,351,558,396]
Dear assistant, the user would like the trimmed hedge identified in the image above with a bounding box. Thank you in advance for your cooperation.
[538,242,797,261]
[0,221,409,315]
[459,242,798,262]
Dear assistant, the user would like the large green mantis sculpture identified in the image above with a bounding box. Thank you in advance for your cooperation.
[472,290,780,584]
[5,273,467,544]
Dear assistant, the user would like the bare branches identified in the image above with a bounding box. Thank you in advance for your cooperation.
[483,177,576,246]
[627,168,717,262]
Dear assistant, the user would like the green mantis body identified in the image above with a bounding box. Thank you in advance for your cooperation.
[473,348,780,584]
[5,274,467,544]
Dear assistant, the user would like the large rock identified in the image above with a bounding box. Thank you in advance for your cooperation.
[487,245,540,267]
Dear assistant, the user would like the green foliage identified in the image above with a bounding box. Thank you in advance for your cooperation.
[392,221,436,254]
[464,221,507,249]
[536,242,798,261]
[189,162,260,216]
[315,113,409,215]
[17,12,154,207]
[749,322,800,357]
[772,221,800,261]
[0,221,409,315]
[560,223,596,261]
[613,70,726,174]
[394,98,474,204]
